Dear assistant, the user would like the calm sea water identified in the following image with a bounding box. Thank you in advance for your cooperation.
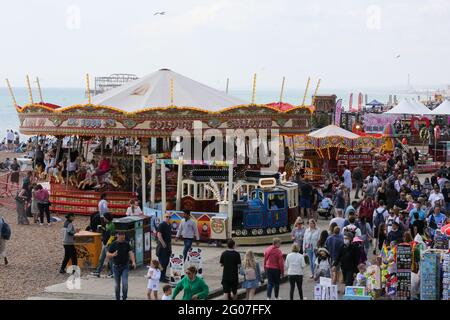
[0,86,423,138]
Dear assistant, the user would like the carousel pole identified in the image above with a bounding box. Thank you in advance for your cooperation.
[141,153,147,208]
[86,73,92,104]
[176,162,183,211]
[150,159,156,208]
[110,136,114,163]
[132,138,136,194]
[26,75,34,104]
[251,73,257,105]
[227,162,233,239]
[5,79,18,108]
[279,76,285,104]
[161,161,166,216]
[36,77,44,102]
[301,77,311,106]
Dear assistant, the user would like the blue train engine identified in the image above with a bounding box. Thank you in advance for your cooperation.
[232,177,292,237]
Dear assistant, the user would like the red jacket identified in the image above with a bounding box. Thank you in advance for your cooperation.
[264,245,284,274]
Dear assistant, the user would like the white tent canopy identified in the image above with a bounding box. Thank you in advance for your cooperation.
[384,99,430,115]
[429,100,450,115]
[308,124,360,139]
[85,68,248,112]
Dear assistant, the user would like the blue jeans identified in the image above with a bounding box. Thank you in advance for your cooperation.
[266,268,281,299]
[306,248,315,275]
[95,244,112,274]
[183,238,193,261]
[112,265,129,300]
[445,203,450,214]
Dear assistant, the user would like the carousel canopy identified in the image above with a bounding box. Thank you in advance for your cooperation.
[384,99,430,115]
[366,99,384,106]
[308,124,360,139]
[88,68,248,112]
[429,100,450,115]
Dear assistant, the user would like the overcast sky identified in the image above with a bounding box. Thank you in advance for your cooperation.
[1,0,449,90]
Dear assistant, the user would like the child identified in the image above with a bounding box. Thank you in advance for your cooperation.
[355,263,367,287]
[314,248,332,282]
[161,284,172,300]
[146,259,161,300]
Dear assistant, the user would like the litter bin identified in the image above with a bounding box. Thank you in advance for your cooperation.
[71,231,102,270]
[113,216,151,267]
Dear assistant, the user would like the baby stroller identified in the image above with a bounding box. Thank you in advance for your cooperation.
[317,195,335,220]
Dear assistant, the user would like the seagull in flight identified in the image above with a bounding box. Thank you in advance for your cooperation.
[154,11,166,16]
[395,54,401,58]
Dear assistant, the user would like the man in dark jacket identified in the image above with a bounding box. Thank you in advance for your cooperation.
[332,232,360,286]
[387,221,403,245]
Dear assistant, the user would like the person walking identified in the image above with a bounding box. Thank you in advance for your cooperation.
[176,211,199,261]
[264,238,284,300]
[59,213,78,273]
[325,226,344,285]
[240,250,262,300]
[303,219,320,278]
[220,239,241,300]
[285,243,306,300]
[92,213,115,277]
[353,165,364,199]
[35,184,51,226]
[15,186,29,225]
[299,178,313,219]
[291,217,305,253]
[107,231,136,300]
[333,232,360,286]
[156,213,172,283]
[0,216,9,265]
[172,266,209,300]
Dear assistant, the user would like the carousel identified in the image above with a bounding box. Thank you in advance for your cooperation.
[12,68,315,243]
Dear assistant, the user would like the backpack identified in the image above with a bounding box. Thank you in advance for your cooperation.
[374,208,386,228]
[1,218,11,240]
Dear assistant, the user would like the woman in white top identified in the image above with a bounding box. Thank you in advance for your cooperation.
[126,199,142,216]
[303,219,320,279]
[285,243,306,300]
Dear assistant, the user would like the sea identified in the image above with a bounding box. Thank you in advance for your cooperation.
[0,86,428,139]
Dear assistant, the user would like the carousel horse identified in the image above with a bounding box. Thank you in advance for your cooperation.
[103,172,119,188]
[284,160,296,181]
[111,165,127,185]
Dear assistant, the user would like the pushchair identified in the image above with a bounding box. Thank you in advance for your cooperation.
[317,195,335,220]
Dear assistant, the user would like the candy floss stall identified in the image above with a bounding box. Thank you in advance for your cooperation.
[14,68,313,244]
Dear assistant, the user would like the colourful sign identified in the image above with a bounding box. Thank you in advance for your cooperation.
[334,99,343,126]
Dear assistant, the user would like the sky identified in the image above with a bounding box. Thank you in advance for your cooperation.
[0,0,449,90]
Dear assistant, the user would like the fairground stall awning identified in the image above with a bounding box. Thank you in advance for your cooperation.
[428,100,450,115]
[384,99,430,115]
[16,69,314,138]
[295,124,382,150]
